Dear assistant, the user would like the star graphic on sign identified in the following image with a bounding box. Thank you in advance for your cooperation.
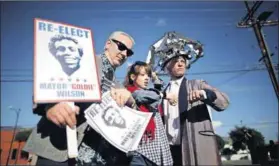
[84,79,87,83]
[50,77,54,81]
[68,78,72,82]
[76,78,80,82]
[59,78,64,81]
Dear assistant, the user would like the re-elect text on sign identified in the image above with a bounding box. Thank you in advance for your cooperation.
[37,21,90,39]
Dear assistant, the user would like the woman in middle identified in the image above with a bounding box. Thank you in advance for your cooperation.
[124,61,176,166]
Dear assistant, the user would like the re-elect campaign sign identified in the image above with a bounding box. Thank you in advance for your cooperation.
[34,18,101,103]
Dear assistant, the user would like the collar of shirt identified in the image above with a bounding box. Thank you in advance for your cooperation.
[170,76,184,87]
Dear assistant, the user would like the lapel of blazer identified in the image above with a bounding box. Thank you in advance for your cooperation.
[162,82,170,93]
[162,82,170,127]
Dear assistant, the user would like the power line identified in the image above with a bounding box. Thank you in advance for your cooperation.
[237,1,279,100]
[158,66,268,77]
[0,68,267,78]
[187,68,266,75]
[216,70,250,87]
[2,63,277,82]
[1,67,270,82]
[106,8,246,12]
[1,69,32,71]
[1,74,33,77]
[2,63,277,73]
[1,80,33,82]
[218,121,278,128]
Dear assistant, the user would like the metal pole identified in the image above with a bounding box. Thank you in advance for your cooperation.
[244,1,279,100]
[252,22,279,100]
[5,108,20,166]
[14,142,21,166]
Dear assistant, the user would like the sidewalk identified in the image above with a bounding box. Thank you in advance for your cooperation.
[222,159,278,166]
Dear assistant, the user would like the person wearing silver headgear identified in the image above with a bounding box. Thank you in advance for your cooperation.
[156,33,230,166]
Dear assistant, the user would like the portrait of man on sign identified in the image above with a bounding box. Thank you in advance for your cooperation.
[48,35,83,76]
[102,106,126,129]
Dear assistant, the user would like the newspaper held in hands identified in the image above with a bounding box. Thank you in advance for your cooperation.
[84,91,152,153]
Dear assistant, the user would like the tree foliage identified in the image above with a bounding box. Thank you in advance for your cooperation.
[229,126,265,152]
[215,134,225,151]
[222,148,237,156]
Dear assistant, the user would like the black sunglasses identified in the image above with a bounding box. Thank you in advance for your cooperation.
[111,39,134,57]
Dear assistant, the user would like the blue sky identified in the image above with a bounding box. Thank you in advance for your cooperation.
[1,1,278,142]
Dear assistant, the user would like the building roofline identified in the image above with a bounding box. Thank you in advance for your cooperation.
[1,126,33,131]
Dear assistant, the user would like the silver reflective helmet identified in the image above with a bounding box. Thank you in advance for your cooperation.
[146,31,204,75]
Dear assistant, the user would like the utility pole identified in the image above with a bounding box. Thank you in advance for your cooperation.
[237,1,279,100]
[5,107,21,166]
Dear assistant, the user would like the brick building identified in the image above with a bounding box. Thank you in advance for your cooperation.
[1,126,33,165]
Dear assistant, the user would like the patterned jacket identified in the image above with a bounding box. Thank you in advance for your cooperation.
[127,86,173,166]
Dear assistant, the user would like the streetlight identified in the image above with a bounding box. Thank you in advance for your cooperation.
[5,106,21,166]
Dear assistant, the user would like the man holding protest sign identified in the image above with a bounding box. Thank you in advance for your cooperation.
[24,30,137,166]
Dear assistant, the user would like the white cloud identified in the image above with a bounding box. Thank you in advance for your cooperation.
[156,18,167,27]
[212,121,223,128]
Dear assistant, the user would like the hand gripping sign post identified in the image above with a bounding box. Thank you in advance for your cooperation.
[33,18,101,158]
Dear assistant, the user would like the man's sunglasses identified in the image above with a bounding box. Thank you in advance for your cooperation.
[111,39,134,57]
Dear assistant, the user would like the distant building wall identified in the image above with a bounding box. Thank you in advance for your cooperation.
[1,127,33,165]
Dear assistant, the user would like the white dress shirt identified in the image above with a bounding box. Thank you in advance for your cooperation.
[164,76,184,145]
